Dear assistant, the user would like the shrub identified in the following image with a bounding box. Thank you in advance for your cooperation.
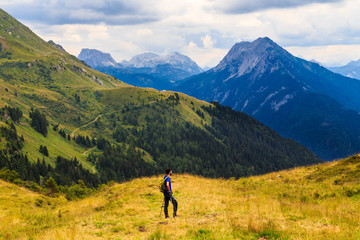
[0,167,19,182]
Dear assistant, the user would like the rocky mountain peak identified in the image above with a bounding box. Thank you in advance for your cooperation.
[128,52,161,68]
[123,51,203,74]
[48,40,67,52]
[214,37,292,76]
[163,52,203,74]
[78,48,117,68]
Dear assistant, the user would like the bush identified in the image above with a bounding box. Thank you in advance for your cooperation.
[0,167,20,182]
[60,180,94,200]
[343,187,360,197]
[24,181,42,192]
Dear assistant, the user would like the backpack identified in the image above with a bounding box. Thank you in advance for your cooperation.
[159,176,168,193]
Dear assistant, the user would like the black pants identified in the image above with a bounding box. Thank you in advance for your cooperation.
[164,192,177,218]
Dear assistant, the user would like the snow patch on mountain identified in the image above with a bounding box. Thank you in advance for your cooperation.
[256,86,267,93]
[241,100,249,111]
[221,90,230,103]
[271,94,294,111]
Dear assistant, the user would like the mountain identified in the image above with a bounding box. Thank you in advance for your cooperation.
[78,48,118,67]
[47,40,67,53]
[79,50,203,89]
[0,8,322,190]
[328,59,360,80]
[123,51,203,76]
[177,37,360,160]
[2,155,360,239]
[122,52,161,68]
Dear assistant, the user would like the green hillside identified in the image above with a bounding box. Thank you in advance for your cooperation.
[1,155,360,239]
[0,8,320,190]
[0,8,127,167]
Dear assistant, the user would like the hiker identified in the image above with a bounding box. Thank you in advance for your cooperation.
[163,168,178,218]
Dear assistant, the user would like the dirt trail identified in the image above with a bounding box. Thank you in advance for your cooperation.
[83,147,96,155]
[71,114,102,137]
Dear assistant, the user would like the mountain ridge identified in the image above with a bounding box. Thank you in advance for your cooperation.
[176,37,360,160]
[78,48,203,89]
[121,51,203,74]
[47,40,67,53]
[328,59,360,80]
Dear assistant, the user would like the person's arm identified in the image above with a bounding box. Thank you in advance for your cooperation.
[166,181,171,194]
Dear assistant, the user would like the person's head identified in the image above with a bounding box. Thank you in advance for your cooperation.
[165,168,172,175]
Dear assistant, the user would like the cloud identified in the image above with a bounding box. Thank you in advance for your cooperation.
[3,0,360,69]
[182,40,228,68]
[202,34,215,48]
[286,44,360,67]
[212,0,343,14]
[3,0,160,25]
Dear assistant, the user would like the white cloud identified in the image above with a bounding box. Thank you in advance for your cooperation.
[286,45,360,67]
[188,41,197,48]
[202,34,214,48]
[136,29,154,37]
[182,40,228,68]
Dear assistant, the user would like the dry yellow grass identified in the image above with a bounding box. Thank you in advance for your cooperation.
[1,157,360,239]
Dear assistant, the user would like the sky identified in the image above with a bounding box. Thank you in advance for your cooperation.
[1,0,360,68]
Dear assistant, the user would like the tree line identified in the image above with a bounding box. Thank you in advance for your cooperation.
[0,100,321,196]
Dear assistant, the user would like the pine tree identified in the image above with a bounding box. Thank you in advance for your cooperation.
[45,177,58,196]
[30,108,48,137]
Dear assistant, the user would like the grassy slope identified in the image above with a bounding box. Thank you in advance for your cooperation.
[1,155,360,240]
[0,9,146,168]
[1,82,211,167]
[0,63,213,169]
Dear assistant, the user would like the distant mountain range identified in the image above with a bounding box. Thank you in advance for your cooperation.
[122,52,203,75]
[328,59,360,80]
[176,37,360,160]
[78,49,203,89]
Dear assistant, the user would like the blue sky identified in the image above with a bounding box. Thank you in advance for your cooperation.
[1,0,360,68]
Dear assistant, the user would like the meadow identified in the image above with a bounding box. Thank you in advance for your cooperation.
[1,155,360,240]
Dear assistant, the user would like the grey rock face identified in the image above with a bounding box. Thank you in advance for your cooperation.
[78,48,117,68]
[123,52,203,75]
